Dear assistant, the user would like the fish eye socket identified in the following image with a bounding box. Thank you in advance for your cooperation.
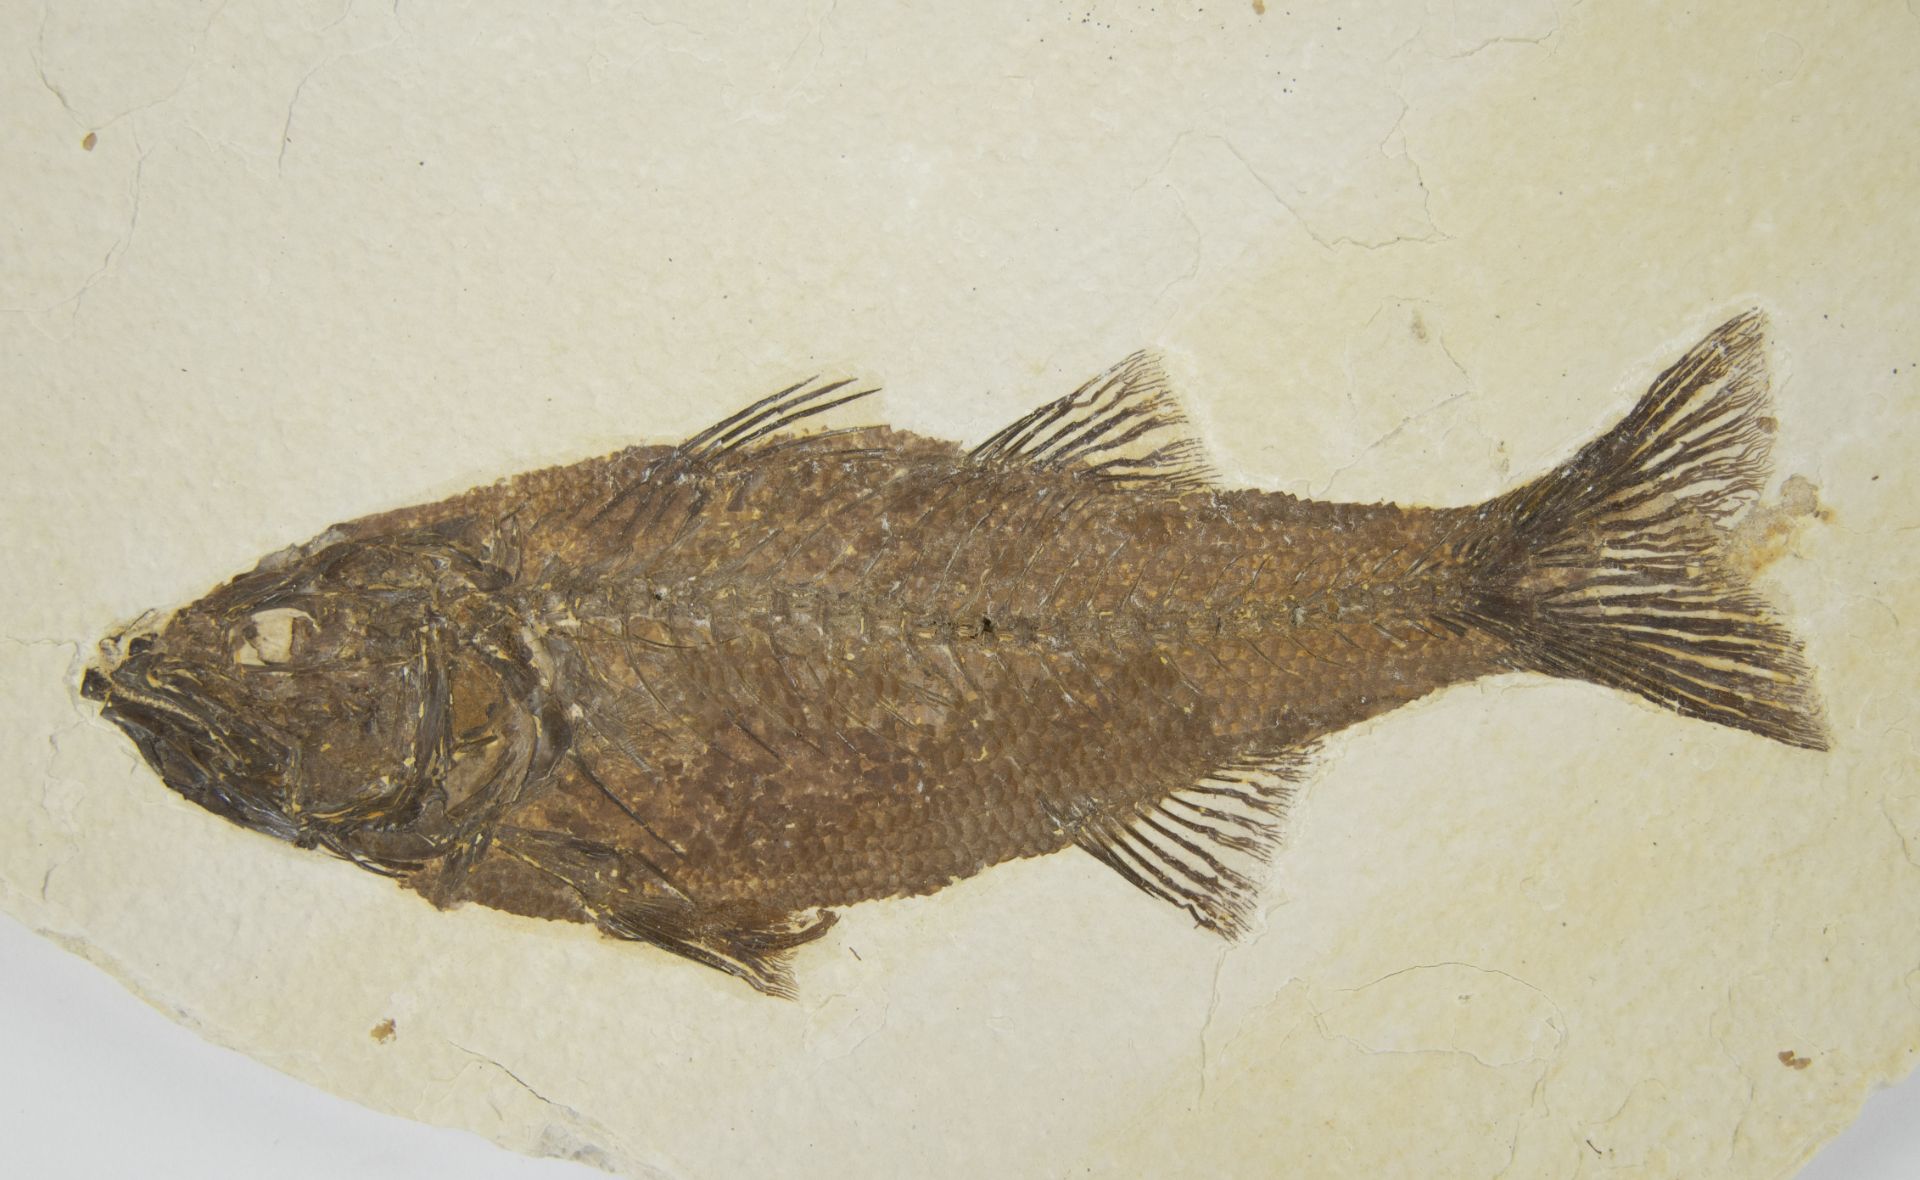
[235,607,319,667]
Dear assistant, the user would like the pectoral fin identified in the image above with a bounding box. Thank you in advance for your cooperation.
[492,825,835,997]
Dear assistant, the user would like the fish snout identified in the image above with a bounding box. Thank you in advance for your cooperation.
[79,666,112,702]
[80,640,146,703]
[96,609,173,671]
[79,642,164,708]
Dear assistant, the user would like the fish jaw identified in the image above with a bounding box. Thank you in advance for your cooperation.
[82,648,302,842]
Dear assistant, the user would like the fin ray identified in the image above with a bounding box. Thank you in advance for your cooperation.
[1460,310,1828,749]
[972,351,1216,490]
[496,826,834,997]
[583,375,879,548]
[1073,745,1310,938]
[685,376,880,460]
[679,376,880,459]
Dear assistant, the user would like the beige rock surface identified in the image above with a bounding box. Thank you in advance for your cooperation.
[3,1,1915,1176]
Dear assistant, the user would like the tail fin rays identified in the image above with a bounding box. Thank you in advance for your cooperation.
[1458,310,1829,750]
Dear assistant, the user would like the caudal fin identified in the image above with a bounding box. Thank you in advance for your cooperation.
[1453,310,1829,750]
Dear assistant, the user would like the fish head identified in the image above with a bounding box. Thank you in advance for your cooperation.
[82,527,558,872]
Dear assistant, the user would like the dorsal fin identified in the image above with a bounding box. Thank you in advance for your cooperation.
[1073,745,1311,938]
[971,351,1215,490]
[581,375,878,543]
[680,376,880,460]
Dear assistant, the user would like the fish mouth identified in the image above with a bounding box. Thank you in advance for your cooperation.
[82,655,300,842]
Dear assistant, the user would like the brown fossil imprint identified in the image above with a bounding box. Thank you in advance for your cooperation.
[83,311,1825,995]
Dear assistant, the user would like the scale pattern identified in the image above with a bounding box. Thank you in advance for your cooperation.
[83,315,1827,994]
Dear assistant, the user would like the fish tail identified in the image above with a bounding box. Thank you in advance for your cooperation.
[1453,310,1829,750]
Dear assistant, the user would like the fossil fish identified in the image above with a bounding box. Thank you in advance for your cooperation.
[82,311,1826,995]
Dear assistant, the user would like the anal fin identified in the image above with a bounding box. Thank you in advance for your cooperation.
[1073,746,1311,939]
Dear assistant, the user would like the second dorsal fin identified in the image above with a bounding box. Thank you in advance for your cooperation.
[970,351,1215,490]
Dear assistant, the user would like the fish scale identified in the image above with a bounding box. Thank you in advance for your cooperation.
[82,314,1827,996]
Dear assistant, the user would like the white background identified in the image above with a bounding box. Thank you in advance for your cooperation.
[2,909,1912,1178]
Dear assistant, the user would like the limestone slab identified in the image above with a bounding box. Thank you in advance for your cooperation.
[4,2,1916,1176]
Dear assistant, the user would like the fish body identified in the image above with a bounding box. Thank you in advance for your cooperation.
[83,313,1825,994]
